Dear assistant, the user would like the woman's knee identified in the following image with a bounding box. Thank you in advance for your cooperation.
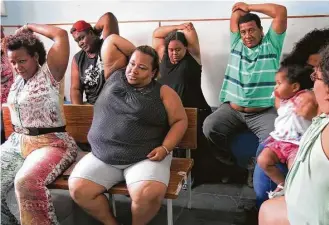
[14,174,39,194]
[259,200,280,225]
[259,198,289,225]
[68,178,105,203]
[259,201,272,225]
[130,182,166,205]
[69,179,84,202]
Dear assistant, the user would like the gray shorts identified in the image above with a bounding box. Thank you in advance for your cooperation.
[69,152,172,189]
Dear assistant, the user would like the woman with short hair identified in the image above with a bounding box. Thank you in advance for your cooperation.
[1,24,78,225]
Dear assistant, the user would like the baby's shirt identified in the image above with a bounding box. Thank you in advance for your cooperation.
[270,91,312,145]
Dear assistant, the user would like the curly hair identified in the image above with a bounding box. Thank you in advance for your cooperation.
[278,64,314,90]
[281,28,329,66]
[4,31,46,65]
[134,45,160,79]
[319,44,329,86]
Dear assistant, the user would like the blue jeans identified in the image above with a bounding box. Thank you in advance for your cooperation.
[253,143,288,208]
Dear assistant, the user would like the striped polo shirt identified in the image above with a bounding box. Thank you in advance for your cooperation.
[219,27,286,108]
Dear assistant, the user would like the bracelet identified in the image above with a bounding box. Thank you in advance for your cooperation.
[161,145,170,155]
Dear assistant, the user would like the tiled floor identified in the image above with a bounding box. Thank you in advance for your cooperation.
[114,182,258,225]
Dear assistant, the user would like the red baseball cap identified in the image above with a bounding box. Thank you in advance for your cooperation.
[71,20,92,33]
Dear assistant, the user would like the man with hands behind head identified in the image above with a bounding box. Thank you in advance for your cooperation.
[203,2,287,182]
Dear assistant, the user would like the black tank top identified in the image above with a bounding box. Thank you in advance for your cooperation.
[158,52,210,110]
[74,40,104,104]
[88,69,169,165]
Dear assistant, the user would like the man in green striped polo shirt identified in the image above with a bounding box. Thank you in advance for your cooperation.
[203,3,287,174]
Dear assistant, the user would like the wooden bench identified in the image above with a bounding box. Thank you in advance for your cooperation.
[2,104,197,225]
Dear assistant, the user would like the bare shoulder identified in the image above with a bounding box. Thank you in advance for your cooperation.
[160,84,171,90]
[160,85,182,105]
[160,84,176,97]
[322,123,329,159]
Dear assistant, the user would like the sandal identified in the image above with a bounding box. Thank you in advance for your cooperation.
[267,183,285,199]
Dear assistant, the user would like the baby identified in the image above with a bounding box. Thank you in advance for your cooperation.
[257,64,314,198]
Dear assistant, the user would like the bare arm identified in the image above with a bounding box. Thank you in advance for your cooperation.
[161,85,188,152]
[249,3,287,34]
[146,85,188,161]
[181,22,201,64]
[230,8,248,33]
[26,23,69,82]
[101,34,135,79]
[233,2,287,34]
[94,12,119,39]
[70,58,83,104]
[152,24,182,60]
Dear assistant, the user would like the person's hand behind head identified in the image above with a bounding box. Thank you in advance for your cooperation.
[15,25,33,35]
[179,22,194,31]
[185,22,194,31]
[232,2,250,13]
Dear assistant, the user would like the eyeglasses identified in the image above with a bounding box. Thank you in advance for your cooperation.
[310,67,323,82]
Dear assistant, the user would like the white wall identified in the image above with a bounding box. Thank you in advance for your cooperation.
[2,1,329,106]
[2,1,329,24]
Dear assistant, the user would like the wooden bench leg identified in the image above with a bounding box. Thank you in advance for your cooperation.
[109,194,117,217]
[167,199,173,225]
[186,149,192,209]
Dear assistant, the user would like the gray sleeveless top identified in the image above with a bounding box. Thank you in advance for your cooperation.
[88,68,169,165]
[74,40,104,104]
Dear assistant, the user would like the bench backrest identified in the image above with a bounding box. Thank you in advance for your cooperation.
[2,105,197,149]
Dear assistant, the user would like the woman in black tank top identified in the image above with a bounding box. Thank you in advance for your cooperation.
[154,22,210,110]
[153,23,220,185]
